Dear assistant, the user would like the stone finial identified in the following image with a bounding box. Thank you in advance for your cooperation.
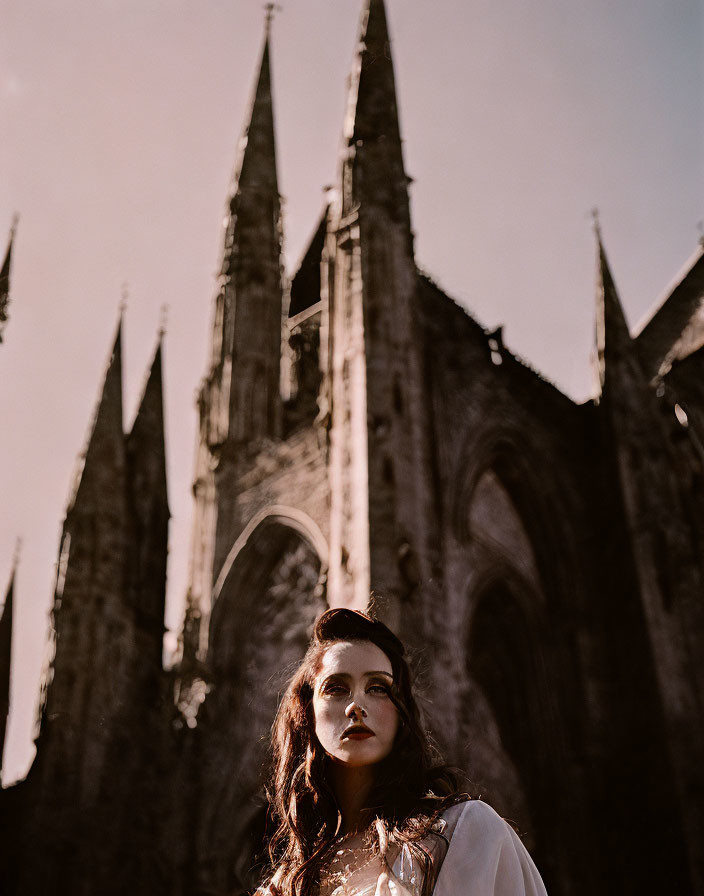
[264,3,281,36]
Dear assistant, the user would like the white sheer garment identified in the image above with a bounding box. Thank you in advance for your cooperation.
[316,800,547,896]
[431,801,547,896]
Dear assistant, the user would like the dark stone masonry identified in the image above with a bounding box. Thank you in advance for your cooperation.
[2,1,703,894]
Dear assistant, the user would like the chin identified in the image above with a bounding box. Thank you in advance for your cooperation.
[333,746,392,767]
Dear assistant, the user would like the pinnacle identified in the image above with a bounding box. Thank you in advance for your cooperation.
[598,236,631,344]
[0,563,13,637]
[126,334,169,631]
[596,231,634,389]
[0,220,16,343]
[340,0,410,225]
[68,319,125,511]
[348,0,401,148]
[127,336,167,501]
[0,558,15,771]
[134,337,164,426]
[221,22,281,277]
[232,29,278,199]
[0,226,13,282]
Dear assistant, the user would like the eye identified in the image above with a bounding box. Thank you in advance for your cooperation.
[321,682,348,696]
[367,683,390,696]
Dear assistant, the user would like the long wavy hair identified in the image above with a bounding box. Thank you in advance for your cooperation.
[264,607,463,896]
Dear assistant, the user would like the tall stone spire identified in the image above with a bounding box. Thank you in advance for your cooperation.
[126,335,169,640]
[0,559,15,780]
[181,14,284,690]
[39,318,128,783]
[0,217,17,344]
[595,227,634,392]
[213,15,283,446]
[68,318,125,513]
[22,321,172,892]
[224,29,278,230]
[324,0,440,642]
[341,0,410,228]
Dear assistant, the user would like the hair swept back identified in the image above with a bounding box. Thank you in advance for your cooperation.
[264,607,463,896]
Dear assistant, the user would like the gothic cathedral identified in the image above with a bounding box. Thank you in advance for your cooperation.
[2,1,704,894]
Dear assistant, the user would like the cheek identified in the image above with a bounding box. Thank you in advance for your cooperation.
[312,698,340,749]
[375,701,400,743]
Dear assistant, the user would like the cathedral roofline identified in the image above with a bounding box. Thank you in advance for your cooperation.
[634,244,704,379]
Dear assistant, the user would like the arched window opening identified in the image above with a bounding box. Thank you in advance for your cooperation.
[468,583,561,889]
[198,518,327,896]
[468,469,540,591]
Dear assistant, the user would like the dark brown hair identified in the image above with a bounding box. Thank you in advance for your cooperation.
[264,608,462,896]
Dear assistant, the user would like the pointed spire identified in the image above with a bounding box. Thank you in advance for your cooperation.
[127,333,167,507]
[133,331,164,426]
[0,555,17,778]
[126,333,169,631]
[341,0,409,224]
[0,217,17,344]
[347,0,401,145]
[229,17,278,203]
[220,12,281,282]
[69,318,125,512]
[595,220,633,390]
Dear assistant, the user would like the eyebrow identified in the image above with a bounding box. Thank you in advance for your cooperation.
[321,670,393,683]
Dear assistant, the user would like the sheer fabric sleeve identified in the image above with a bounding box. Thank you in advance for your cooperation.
[431,801,547,896]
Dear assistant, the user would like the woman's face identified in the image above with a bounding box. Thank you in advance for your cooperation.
[312,639,399,768]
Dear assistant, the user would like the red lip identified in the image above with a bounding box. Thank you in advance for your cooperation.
[342,725,374,740]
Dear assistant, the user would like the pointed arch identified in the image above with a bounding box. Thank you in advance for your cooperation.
[453,427,591,892]
[213,505,328,606]
[196,510,328,895]
[452,427,583,616]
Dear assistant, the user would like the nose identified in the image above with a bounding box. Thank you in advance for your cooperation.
[345,700,367,721]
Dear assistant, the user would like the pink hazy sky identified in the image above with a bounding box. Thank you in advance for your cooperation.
[1,0,702,784]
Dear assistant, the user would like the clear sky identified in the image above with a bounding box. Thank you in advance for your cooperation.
[1,0,702,784]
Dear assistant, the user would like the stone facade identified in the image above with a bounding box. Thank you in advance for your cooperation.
[2,1,704,894]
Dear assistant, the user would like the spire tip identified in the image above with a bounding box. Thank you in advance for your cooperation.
[158,304,169,340]
[12,537,22,570]
[264,3,281,36]
[591,207,602,242]
[119,282,129,317]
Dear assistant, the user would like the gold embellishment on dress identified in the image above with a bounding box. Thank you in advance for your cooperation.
[319,839,421,896]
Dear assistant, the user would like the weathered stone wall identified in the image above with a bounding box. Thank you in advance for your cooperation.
[213,425,329,586]
[415,275,603,892]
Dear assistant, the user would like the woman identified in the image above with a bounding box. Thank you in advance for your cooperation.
[262,607,547,896]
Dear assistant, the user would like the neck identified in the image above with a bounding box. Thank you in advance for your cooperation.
[329,763,376,835]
